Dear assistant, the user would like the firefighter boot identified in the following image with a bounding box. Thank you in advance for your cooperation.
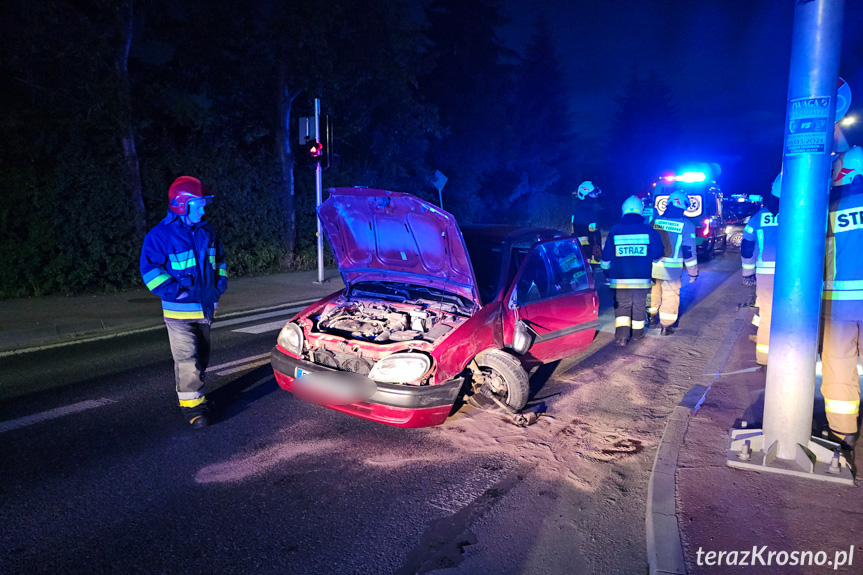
[182,402,212,429]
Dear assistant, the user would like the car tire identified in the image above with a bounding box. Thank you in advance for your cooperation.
[705,239,715,260]
[467,349,530,412]
[729,232,743,249]
[716,235,727,254]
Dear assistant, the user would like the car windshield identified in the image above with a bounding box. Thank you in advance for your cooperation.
[349,281,473,314]
[462,239,505,305]
[723,201,760,223]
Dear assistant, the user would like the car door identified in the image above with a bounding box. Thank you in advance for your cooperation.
[503,237,599,363]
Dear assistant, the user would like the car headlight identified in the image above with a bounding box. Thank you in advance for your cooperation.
[277,322,304,356]
[368,353,431,384]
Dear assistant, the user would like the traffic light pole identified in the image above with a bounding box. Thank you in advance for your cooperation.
[727,0,851,483]
[314,98,325,284]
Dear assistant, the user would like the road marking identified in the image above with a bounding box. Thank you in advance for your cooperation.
[215,358,272,376]
[232,320,293,334]
[214,304,310,329]
[0,298,321,357]
[210,352,270,375]
[0,398,116,434]
[242,375,275,393]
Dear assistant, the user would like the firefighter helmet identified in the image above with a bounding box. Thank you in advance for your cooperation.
[168,176,213,216]
[668,190,689,210]
[770,173,782,197]
[621,195,644,216]
[832,146,863,186]
[576,181,601,200]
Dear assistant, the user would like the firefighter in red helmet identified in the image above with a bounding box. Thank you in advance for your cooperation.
[140,176,228,428]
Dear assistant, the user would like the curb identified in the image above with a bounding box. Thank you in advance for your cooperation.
[645,300,749,575]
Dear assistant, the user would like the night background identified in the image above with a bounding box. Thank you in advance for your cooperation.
[2,0,861,298]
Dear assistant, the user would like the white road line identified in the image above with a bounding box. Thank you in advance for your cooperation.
[242,375,275,393]
[232,320,292,334]
[209,352,270,372]
[214,359,272,376]
[0,398,116,434]
[214,305,308,329]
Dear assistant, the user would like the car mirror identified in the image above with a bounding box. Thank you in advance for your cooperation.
[508,320,536,355]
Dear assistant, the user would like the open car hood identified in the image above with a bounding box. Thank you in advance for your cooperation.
[318,188,481,307]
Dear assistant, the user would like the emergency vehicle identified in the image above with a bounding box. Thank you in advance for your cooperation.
[648,170,727,260]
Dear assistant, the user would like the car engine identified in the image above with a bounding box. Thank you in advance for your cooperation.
[313,298,463,344]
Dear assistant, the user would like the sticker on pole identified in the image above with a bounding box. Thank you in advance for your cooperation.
[784,96,831,155]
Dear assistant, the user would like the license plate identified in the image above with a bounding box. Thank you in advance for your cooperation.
[296,367,306,378]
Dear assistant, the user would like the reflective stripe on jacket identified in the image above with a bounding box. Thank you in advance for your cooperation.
[823,187,863,311]
[140,212,228,322]
[651,217,698,280]
[741,208,779,277]
[600,213,665,289]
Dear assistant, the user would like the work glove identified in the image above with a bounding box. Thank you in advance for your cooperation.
[742,276,756,287]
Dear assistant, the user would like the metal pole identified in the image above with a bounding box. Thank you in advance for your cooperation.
[763,0,844,460]
[315,98,325,284]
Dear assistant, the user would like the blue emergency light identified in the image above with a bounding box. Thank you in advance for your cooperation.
[675,171,707,183]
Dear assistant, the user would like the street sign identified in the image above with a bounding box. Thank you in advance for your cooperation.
[835,77,851,122]
[299,117,317,144]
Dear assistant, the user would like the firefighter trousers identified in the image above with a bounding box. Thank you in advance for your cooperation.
[820,316,863,436]
[613,288,648,341]
[755,274,774,366]
[648,278,682,327]
[165,320,212,408]
[573,224,602,263]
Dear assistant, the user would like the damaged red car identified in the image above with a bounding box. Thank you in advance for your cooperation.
[270,187,599,428]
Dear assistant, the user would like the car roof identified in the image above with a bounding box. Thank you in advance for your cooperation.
[460,224,564,245]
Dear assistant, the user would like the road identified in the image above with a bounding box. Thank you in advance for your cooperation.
[0,251,745,575]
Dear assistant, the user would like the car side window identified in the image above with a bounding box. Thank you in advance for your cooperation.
[542,239,589,294]
[515,249,550,305]
[514,238,589,306]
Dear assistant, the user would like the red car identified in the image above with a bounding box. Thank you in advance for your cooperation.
[270,188,599,428]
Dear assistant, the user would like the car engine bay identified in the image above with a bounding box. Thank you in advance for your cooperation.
[313,297,465,344]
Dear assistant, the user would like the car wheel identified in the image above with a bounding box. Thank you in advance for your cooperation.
[729,232,743,248]
[717,235,727,254]
[705,239,715,260]
[467,349,530,412]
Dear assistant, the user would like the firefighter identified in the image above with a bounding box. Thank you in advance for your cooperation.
[601,196,665,346]
[821,145,863,449]
[740,173,780,366]
[572,181,603,264]
[140,176,228,428]
[649,190,698,335]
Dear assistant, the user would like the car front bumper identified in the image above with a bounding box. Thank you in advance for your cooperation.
[270,346,464,428]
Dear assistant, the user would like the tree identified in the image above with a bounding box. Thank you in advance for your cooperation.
[505,15,579,228]
[420,0,517,222]
[603,70,683,209]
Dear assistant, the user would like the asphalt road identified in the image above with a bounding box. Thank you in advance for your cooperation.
[0,251,744,575]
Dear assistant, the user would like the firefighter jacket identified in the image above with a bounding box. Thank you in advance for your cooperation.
[823,185,863,318]
[572,196,602,229]
[140,212,228,322]
[741,207,779,278]
[600,213,665,289]
[651,211,698,281]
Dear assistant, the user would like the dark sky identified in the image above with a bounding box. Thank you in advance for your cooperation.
[500,0,863,193]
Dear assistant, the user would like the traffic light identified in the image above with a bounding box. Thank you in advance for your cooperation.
[307,139,324,160]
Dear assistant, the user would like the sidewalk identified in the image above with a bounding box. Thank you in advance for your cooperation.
[1,268,861,573]
[656,304,863,574]
[0,269,344,355]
